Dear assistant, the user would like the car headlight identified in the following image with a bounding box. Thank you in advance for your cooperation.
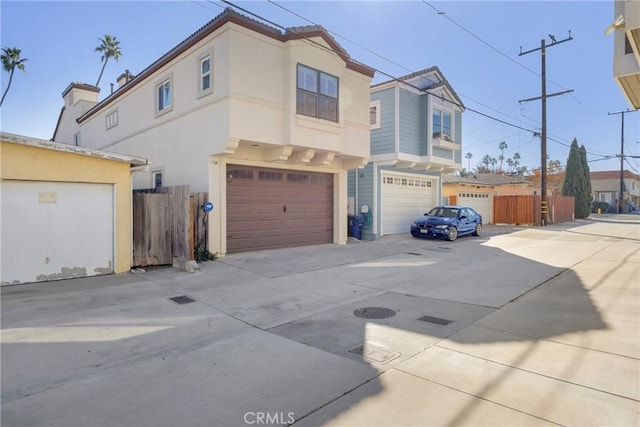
[434,225,448,229]
[411,222,417,227]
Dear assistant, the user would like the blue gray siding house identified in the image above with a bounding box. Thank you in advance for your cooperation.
[349,67,464,239]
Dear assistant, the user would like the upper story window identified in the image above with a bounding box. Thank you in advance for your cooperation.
[370,100,381,129]
[625,34,633,55]
[106,109,118,130]
[296,64,339,122]
[433,109,452,140]
[200,56,211,92]
[156,75,173,116]
[74,132,80,146]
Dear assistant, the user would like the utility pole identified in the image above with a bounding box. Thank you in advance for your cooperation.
[519,32,573,226]
[608,109,639,213]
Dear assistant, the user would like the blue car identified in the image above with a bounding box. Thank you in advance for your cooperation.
[411,206,482,241]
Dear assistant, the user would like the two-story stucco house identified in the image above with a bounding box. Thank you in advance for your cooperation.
[348,67,464,239]
[53,8,374,256]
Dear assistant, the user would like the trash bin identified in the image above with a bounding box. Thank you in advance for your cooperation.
[347,215,355,237]
[348,214,363,239]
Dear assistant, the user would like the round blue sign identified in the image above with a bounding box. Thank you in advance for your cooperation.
[203,202,214,212]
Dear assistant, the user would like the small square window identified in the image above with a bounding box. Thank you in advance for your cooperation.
[106,109,118,129]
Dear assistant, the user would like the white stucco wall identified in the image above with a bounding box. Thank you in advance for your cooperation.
[72,15,372,254]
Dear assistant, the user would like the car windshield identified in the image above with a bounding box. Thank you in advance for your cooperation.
[427,207,459,218]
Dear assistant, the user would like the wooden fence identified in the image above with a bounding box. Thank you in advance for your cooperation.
[493,195,574,225]
[133,186,209,268]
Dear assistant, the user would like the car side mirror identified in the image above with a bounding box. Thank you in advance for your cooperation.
[424,213,428,216]
[460,214,467,219]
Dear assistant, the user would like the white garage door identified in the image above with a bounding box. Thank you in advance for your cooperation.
[381,173,437,235]
[1,181,114,285]
[458,192,493,224]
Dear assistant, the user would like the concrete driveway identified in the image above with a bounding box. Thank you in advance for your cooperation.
[2,218,639,426]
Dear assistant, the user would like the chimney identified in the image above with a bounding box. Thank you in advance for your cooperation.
[62,82,100,108]
[117,69,134,88]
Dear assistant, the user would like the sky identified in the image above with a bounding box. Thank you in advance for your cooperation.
[1,0,639,174]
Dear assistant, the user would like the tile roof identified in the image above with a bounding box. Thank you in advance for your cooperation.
[77,8,374,123]
[590,170,640,180]
[475,173,536,185]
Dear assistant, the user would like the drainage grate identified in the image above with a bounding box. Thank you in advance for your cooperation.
[417,315,453,325]
[347,343,401,364]
[407,252,421,256]
[170,295,196,305]
[353,307,397,319]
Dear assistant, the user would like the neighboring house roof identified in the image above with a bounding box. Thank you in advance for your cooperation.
[76,8,375,124]
[1,132,148,166]
[442,174,494,187]
[590,170,640,181]
[475,173,537,186]
[371,65,464,110]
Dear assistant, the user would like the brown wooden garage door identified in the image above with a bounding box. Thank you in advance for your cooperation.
[226,165,333,253]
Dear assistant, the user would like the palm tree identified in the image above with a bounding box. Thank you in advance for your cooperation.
[1,47,28,107]
[489,157,498,172]
[94,35,122,87]
[465,152,473,171]
[498,141,508,172]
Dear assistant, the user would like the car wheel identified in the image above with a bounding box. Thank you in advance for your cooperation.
[472,223,482,236]
[447,226,458,241]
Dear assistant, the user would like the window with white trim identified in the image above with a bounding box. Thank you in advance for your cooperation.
[296,64,339,122]
[433,109,452,140]
[106,109,118,129]
[201,57,211,92]
[156,77,172,115]
[152,170,163,189]
[370,100,381,129]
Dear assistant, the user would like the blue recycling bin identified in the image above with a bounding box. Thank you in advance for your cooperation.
[348,214,363,239]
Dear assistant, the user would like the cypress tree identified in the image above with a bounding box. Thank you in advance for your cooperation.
[562,138,590,218]
[580,144,592,214]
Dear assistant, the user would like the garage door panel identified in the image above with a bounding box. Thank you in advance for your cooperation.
[382,173,437,236]
[1,181,114,285]
[226,165,333,253]
[458,193,493,224]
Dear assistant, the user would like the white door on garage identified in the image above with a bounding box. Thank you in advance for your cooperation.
[1,181,114,285]
[458,192,493,224]
[381,173,437,235]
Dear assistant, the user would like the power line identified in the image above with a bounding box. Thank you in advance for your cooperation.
[265,0,613,162]
[266,0,542,133]
[422,1,573,94]
[216,0,612,165]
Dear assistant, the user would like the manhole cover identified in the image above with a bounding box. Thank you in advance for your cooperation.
[417,315,453,325]
[353,307,397,319]
[170,295,196,305]
[347,343,401,364]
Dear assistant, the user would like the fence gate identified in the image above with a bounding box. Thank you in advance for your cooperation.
[133,185,196,268]
[133,192,173,266]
